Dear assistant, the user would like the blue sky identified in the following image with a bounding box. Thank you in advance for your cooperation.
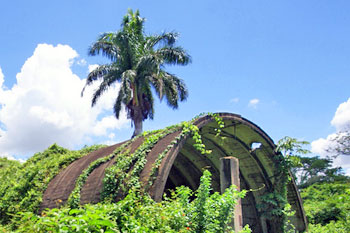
[0,1,349,173]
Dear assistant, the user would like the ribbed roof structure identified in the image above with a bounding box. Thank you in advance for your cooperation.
[40,113,307,232]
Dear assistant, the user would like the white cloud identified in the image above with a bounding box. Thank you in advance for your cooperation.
[76,58,87,66]
[330,98,350,131]
[248,98,260,108]
[311,134,337,155]
[311,98,350,175]
[88,64,99,73]
[0,44,129,157]
[92,114,128,136]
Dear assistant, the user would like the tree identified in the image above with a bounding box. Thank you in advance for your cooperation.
[82,9,191,137]
[295,156,347,189]
[328,130,350,156]
[276,136,349,189]
[301,181,350,228]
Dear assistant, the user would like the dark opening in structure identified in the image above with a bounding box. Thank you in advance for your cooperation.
[41,113,307,233]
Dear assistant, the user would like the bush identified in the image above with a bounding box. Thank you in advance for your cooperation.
[10,170,251,233]
[0,144,105,225]
[301,181,350,232]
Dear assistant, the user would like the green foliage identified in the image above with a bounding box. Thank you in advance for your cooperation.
[207,112,225,136]
[308,218,350,233]
[100,129,174,201]
[191,170,247,232]
[82,9,191,137]
[0,158,20,186]
[147,131,183,187]
[276,136,310,177]
[9,170,250,233]
[101,123,193,200]
[68,136,142,207]
[0,157,20,170]
[0,144,105,225]
[276,136,349,189]
[301,181,350,226]
[276,137,310,157]
[254,136,305,232]
[148,113,225,188]
[180,120,212,155]
[295,156,348,189]
[101,114,222,200]
[277,136,350,232]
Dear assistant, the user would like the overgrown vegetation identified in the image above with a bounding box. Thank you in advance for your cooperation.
[0,144,105,225]
[254,136,306,232]
[277,136,350,232]
[1,116,349,232]
[299,170,350,232]
[100,128,175,202]
[100,114,220,203]
[1,170,251,233]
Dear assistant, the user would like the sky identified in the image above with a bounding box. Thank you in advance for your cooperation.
[0,1,349,174]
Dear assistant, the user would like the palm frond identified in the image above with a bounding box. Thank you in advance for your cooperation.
[121,69,137,83]
[115,32,142,69]
[145,32,178,49]
[81,64,117,96]
[120,72,133,102]
[88,33,119,61]
[161,72,188,108]
[113,89,124,119]
[122,9,145,35]
[156,47,191,65]
[136,54,159,73]
[138,84,154,120]
[84,9,191,137]
[91,73,119,107]
[170,75,188,101]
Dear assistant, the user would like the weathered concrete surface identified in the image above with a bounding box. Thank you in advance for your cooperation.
[40,113,307,233]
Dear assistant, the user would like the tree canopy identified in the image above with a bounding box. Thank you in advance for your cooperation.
[82,9,191,137]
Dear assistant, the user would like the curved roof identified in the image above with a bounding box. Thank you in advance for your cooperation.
[40,113,307,232]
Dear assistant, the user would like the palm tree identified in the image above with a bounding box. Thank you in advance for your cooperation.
[82,9,191,137]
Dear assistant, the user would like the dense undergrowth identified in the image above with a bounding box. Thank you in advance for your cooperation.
[1,170,250,233]
[0,115,254,232]
[0,144,105,225]
[302,181,350,232]
[1,115,348,232]
[0,114,295,232]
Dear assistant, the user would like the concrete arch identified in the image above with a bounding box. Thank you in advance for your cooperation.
[147,113,306,232]
[40,113,307,232]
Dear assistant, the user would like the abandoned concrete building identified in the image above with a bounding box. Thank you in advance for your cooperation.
[40,113,307,232]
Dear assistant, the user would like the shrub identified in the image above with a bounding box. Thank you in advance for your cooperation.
[11,170,250,233]
[0,144,105,225]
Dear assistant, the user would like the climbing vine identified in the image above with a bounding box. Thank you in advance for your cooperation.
[147,133,183,188]
[101,127,180,201]
[67,136,142,208]
[181,121,212,155]
[207,112,225,136]
[256,153,291,232]
[256,136,307,232]
[148,113,225,187]
[69,113,226,206]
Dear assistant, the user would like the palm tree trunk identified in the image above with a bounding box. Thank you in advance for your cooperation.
[132,107,143,138]
[132,118,143,138]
